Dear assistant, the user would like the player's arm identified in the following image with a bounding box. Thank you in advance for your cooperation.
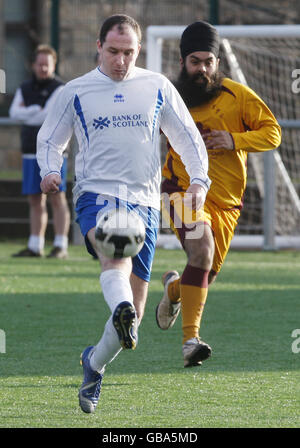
[9,88,42,122]
[161,79,211,210]
[225,86,281,152]
[26,85,65,127]
[37,85,74,192]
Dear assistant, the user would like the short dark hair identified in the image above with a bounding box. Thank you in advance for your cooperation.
[99,14,142,45]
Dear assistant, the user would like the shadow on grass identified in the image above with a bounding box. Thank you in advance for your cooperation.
[1,285,299,377]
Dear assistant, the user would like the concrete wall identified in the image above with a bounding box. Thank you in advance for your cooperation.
[0,124,22,171]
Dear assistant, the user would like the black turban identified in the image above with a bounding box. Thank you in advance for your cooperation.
[180,21,220,59]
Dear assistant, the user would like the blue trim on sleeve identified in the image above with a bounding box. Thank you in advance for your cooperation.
[190,177,211,190]
[152,89,164,141]
[74,94,89,144]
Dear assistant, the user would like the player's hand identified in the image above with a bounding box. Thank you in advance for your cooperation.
[203,130,234,150]
[184,184,207,211]
[40,174,61,194]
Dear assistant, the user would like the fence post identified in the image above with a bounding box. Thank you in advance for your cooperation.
[51,0,60,73]
[263,150,276,250]
[0,329,6,353]
[0,69,5,93]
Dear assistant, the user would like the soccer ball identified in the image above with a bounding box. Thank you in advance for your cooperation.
[95,208,146,259]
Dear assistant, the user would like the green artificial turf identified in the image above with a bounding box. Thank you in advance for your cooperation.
[0,243,299,428]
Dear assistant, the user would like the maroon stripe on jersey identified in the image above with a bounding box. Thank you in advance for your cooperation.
[229,133,235,150]
[221,85,236,98]
[210,269,217,278]
[167,198,186,249]
[166,152,181,187]
[238,196,244,210]
[242,119,251,131]
[181,264,209,288]
[225,203,243,211]
[161,178,184,195]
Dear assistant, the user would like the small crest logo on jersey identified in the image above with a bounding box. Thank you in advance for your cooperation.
[93,116,111,130]
[114,94,125,103]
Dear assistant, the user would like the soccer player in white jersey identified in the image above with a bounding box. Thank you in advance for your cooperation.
[37,14,211,413]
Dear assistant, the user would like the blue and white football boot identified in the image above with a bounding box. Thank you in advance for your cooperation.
[78,345,103,413]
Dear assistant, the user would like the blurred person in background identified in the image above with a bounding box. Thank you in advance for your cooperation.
[9,44,70,258]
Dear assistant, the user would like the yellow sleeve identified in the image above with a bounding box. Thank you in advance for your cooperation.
[231,85,282,152]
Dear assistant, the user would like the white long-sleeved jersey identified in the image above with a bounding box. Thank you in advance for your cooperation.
[37,66,210,209]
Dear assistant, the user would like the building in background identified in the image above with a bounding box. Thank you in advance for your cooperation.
[1,0,300,116]
[1,0,300,243]
[0,0,49,115]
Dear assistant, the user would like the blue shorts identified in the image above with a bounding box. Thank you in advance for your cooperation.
[75,192,160,282]
[22,155,68,195]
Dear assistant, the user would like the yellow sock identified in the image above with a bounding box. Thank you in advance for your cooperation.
[180,265,209,344]
[168,278,181,303]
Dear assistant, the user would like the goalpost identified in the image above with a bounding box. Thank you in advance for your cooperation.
[147,24,300,250]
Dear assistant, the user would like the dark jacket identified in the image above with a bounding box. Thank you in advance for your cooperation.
[20,75,64,154]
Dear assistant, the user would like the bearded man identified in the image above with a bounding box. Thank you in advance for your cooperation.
[156,21,281,368]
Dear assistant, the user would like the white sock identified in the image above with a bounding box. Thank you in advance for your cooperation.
[53,235,68,249]
[89,269,135,373]
[100,269,134,313]
[90,316,122,373]
[28,235,44,253]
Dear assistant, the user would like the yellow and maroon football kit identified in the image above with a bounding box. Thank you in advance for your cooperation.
[161,77,281,343]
